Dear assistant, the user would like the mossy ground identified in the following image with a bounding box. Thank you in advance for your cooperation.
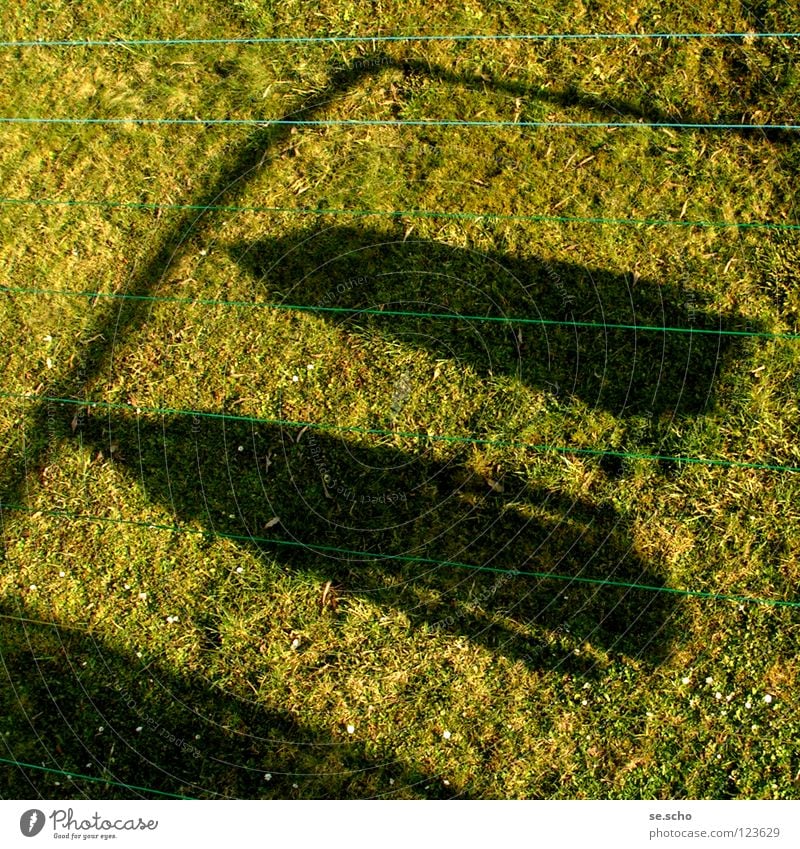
[0,1,799,799]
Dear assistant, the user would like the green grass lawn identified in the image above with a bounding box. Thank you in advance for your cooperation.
[1,0,799,799]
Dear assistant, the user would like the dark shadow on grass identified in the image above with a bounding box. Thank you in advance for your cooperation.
[0,49,781,515]
[74,410,679,676]
[0,49,781,800]
[374,56,800,147]
[233,224,763,417]
[0,59,385,529]
[0,602,456,800]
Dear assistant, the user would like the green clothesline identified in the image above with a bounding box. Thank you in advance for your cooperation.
[1,32,799,48]
[0,756,194,799]
[0,284,791,339]
[1,501,797,608]
[2,116,799,130]
[3,391,800,475]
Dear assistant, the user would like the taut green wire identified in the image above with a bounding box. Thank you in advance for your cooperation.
[3,391,800,474]
[0,756,194,799]
[0,501,797,608]
[1,284,792,339]
[1,32,799,48]
[2,195,799,232]
[1,116,799,130]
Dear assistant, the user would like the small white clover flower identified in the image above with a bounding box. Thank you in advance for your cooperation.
[681,677,690,685]
[764,694,773,704]
[442,730,451,740]
[745,700,752,709]
[264,773,272,781]
[705,676,714,684]
[135,726,143,733]
[292,375,299,382]
[346,724,355,734]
